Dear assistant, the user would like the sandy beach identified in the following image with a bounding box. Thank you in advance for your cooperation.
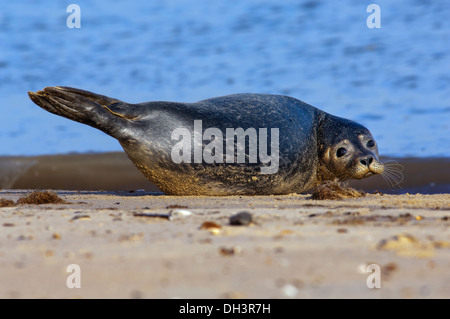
[0,153,449,299]
[1,0,449,301]
[0,188,449,299]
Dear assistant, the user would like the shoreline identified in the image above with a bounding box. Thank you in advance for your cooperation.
[1,152,449,194]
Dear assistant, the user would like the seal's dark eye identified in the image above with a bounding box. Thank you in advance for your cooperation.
[336,148,347,157]
[367,140,375,148]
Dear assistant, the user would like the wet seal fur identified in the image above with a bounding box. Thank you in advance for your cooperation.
[28,87,384,195]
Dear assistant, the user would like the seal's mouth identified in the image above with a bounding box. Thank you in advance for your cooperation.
[363,171,375,178]
[350,169,374,180]
[348,159,384,180]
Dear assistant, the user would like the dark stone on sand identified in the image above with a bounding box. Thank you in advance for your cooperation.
[229,211,252,226]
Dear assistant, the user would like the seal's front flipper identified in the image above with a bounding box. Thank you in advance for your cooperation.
[28,86,135,139]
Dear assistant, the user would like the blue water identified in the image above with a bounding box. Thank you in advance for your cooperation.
[0,0,449,157]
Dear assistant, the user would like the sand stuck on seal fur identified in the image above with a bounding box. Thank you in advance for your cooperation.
[311,181,366,200]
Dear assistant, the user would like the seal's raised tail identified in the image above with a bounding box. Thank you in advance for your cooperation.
[28,87,136,139]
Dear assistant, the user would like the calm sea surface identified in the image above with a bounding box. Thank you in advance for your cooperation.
[0,0,449,157]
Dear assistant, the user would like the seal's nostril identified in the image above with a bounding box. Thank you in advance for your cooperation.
[360,156,374,167]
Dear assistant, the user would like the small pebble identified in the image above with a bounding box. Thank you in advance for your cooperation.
[282,284,299,298]
[166,204,188,209]
[219,246,242,256]
[3,223,15,227]
[170,209,193,219]
[71,215,91,221]
[229,211,252,226]
[200,221,222,235]
[133,212,170,220]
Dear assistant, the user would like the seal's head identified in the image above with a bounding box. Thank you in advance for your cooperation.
[318,113,384,182]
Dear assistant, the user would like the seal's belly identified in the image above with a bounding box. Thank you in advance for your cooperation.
[121,122,318,195]
[130,158,316,195]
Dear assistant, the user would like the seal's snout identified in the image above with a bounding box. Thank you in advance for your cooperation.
[358,155,384,176]
[359,156,373,168]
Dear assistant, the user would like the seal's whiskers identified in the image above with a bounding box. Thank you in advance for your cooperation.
[381,160,404,188]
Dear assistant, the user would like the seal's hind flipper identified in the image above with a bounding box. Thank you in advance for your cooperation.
[51,86,118,106]
[50,87,139,120]
[28,86,135,139]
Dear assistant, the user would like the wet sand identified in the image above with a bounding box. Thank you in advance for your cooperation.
[1,152,449,194]
[0,190,449,299]
[0,153,449,298]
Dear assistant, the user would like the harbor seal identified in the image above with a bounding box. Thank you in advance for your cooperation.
[28,86,384,195]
